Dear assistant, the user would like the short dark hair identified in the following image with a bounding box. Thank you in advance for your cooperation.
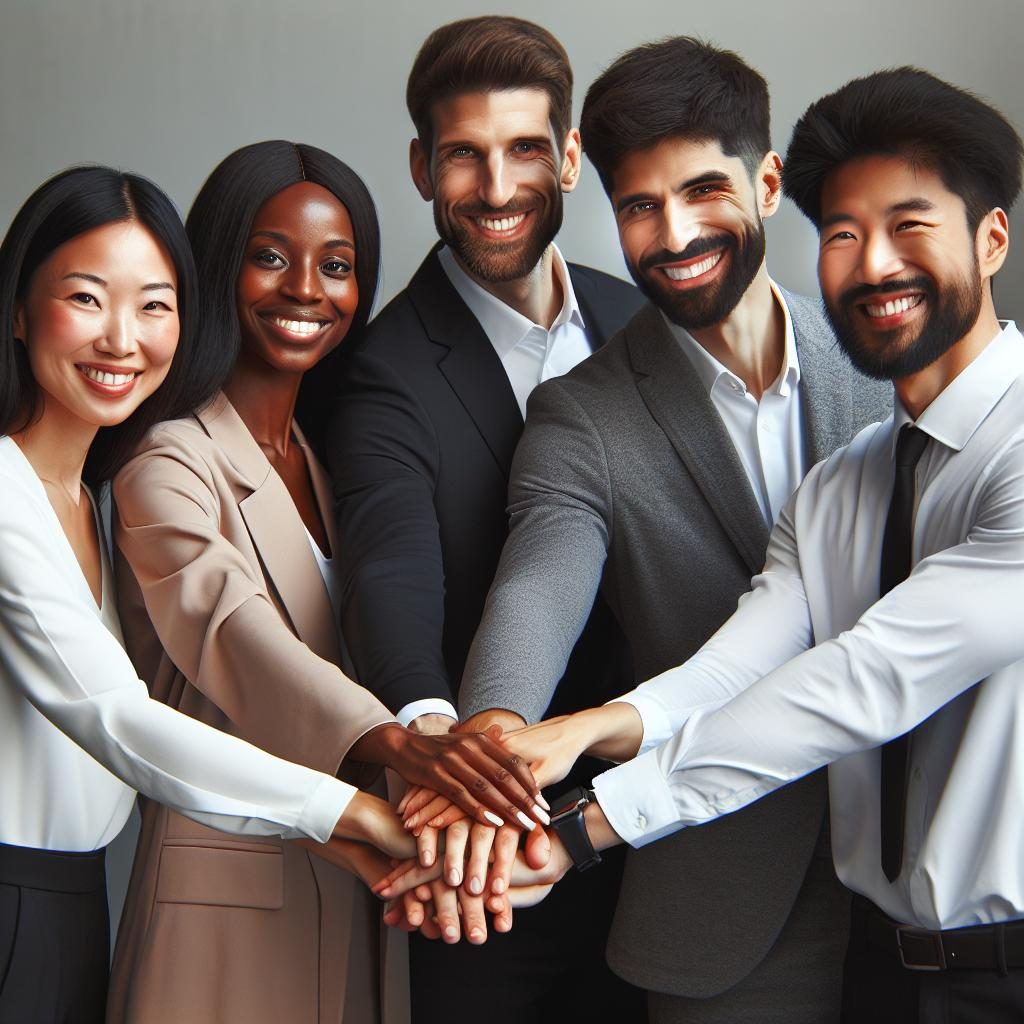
[581,36,772,196]
[0,165,200,483]
[783,68,1024,230]
[186,141,381,451]
[406,16,573,154]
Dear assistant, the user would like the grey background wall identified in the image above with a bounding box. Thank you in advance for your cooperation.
[3,0,1023,318]
[2,0,1021,930]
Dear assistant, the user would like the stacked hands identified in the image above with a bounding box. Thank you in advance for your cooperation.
[312,712,594,945]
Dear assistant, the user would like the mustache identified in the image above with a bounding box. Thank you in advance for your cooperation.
[638,234,734,274]
[838,276,934,307]
[454,200,536,218]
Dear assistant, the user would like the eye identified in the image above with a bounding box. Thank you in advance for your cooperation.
[449,146,475,160]
[72,292,99,306]
[142,299,173,312]
[823,230,856,245]
[690,184,720,199]
[321,256,353,275]
[253,249,285,268]
[627,200,658,216]
[512,141,537,155]
[895,220,923,232]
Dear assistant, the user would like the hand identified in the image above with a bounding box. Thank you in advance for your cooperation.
[331,791,417,859]
[348,723,548,830]
[301,835,398,890]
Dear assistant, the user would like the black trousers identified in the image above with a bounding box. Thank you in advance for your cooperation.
[842,895,1024,1024]
[409,828,644,1023]
[0,842,108,1024]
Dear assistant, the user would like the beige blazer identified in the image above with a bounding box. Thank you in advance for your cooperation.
[106,393,407,1024]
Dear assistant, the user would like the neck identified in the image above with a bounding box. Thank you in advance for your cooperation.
[223,352,301,457]
[894,296,1002,420]
[687,266,784,400]
[455,245,563,327]
[12,395,97,502]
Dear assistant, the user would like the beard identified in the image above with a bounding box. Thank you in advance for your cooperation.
[435,193,563,283]
[826,264,983,381]
[626,220,766,331]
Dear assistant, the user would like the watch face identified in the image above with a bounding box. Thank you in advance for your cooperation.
[551,787,589,821]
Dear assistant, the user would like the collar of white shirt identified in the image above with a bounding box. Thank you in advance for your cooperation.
[661,280,800,400]
[437,243,585,357]
[894,320,1023,454]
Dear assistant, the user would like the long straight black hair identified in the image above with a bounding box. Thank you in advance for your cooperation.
[185,141,381,450]
[0,165,207,482]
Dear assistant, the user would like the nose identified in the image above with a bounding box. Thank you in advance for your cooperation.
[281,257,323,304]
[480,152,517,209]
[97,307,138,358]
[858,230,905,284]
[662,200,701,255]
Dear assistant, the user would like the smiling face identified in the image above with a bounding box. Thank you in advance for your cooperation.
[235,181,358,375]
[817,154,986,380]
[410,88,580,285]
[14,220,179,432]
[612,137,775,330]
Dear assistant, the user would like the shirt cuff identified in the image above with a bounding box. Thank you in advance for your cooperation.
[606,693,675,755]
[396,699,459,729]
[295,775,358,843]
[591,749,682,848]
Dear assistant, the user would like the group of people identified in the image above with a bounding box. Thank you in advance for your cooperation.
[1,13,1021,1024]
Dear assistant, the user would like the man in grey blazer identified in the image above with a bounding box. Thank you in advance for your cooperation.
[457,38,890,1023]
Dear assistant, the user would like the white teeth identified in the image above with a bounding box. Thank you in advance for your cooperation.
[272,317,325,335]
[662,253,722,281]
[864,295,923,318]
[81,367,136,386]
[477,214,526,232]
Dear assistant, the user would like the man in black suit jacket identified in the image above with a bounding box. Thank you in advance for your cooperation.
[321,16,645,1024]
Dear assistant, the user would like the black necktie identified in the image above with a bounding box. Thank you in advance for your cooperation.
[879,424,929,882]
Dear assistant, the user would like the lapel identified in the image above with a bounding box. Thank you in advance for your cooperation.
[198,394,341,666]
[626,306,770,576]
[407,249,523,478]
[569,266,610,353]
[783,288,856,465]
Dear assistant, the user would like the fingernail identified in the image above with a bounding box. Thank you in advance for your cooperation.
[536,793,551,811]
[403,819,415,830]
[491,877,506,894]
[484,811,505,827]
[448,869,461,886]
[470,927,485,942]
[444,924,458,941]
[421,850,434,867]
[516,811,537,831]
[468,876,482,895]
[533,804,551,825]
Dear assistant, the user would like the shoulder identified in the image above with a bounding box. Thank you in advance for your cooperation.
[568,262,646,326]
[799,416,891,501]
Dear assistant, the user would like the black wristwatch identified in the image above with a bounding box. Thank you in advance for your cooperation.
[549,786,602,872]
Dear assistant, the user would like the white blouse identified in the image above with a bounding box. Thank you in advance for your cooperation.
[0,436,356,852]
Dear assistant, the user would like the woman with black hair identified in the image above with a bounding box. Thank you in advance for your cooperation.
[107,142,545,1023]
[0,167,426,1023]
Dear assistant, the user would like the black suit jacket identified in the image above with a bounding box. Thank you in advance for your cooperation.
[321,248,646,714]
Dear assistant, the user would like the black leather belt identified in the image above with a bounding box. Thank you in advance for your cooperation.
[863,899,1024,971]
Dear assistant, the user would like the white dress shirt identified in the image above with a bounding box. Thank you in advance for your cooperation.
[398,244,593,729]
[664,281,806,525]
[0,436,355,852]
[594,321,1024,930]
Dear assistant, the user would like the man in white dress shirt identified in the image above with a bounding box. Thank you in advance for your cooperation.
[316,15,645,1023]
[504,67,1024,1024]
[458,37,889,1023]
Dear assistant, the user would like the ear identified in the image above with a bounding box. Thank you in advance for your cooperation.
[409,138,434,201]
[13,301,26,344]
[560,128,582,193]
[976,207,1009,281]
[755,151,784,220]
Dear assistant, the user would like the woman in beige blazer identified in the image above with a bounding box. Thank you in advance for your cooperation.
[107,142,543,1024]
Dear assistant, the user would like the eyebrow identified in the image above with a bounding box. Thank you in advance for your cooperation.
[615,170,733,214]
[250,230,354,251]
[820,197,937,230]
[62,272,175,291]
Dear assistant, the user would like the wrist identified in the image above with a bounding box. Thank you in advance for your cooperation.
[459,709,527,734]
[408,713,456,735]
[348,722,406,765]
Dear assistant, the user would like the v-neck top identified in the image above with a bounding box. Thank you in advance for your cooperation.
[0,435,356,851]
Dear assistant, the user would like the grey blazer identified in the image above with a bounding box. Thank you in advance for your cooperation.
[461,291,891,998]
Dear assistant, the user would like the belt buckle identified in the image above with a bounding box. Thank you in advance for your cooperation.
[897,927,947,971]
